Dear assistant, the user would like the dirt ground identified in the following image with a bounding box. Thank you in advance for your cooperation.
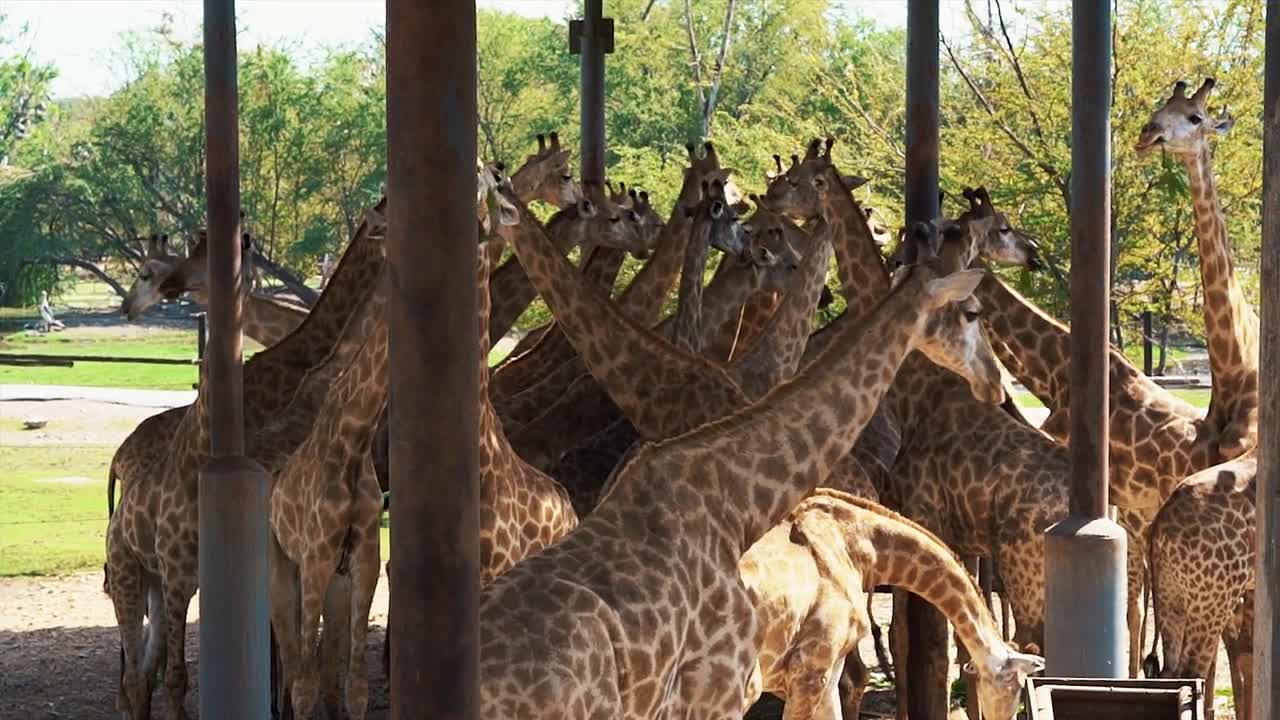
[0,391,1238,719]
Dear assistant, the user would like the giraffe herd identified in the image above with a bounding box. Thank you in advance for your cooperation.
[101,76,1258,719]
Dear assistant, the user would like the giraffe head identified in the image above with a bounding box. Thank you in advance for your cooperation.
[956,186,1042,270]
[740,196,804,292]
[509,131,583,208]
[965,645,1046,720]
[478,160,521,238]
[893,219,1005,404]
[763,137,868,222]
[1135,78,1235,159]
[608,181,666,248]
[677,140,744,212]
[121,227,254,319]
[685,177,747,257]
[120,233,181,319]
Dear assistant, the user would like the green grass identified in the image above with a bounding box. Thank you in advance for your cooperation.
[0,445,114,576]
[1011,388,1210,410]
[0,326,201,390]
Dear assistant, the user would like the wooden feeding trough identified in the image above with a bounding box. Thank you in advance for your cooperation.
[1024,677,1204,720]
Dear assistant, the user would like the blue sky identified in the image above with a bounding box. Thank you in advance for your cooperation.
[1,1,992,99]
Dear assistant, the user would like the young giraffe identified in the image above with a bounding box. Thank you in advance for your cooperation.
[106,201,390,720]
[476,224,1002,718]
[269,262,389,720]
[1136,78,1259,719]
[741,489,1044,720]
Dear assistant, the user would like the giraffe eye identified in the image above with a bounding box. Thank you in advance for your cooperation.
[964,309,982,322]
[1189,114,1203,125]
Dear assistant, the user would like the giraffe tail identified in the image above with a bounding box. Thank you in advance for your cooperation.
[1142,524,1163,678]
[107,461,118,518]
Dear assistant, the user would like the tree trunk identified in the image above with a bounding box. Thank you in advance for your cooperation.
[701,0,738,138]
[1156,315,1170,376]
[250,249,319,306]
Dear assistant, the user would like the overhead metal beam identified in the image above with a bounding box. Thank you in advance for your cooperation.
[1254,2,1280,717]
[902,1,950,717]
[386,1,481,719]
[197,0,271,717]
[1043,0,1127,678]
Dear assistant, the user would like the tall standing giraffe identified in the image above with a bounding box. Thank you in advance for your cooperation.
[1136,78,1256,460]
[476,225,1001,718]
[1135,78,1260,720]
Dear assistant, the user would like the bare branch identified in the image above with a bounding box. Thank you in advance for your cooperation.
[941,31,1069,209]
[640,0,657,22]
[701,0,738,138]
[683,0,706,131]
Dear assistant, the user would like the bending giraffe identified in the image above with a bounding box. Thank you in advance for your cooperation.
[476,222,1003,718]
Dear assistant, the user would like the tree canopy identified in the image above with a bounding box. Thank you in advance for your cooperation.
[0,0,1264,357]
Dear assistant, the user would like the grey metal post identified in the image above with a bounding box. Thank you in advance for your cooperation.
[386,1,481,718]
[1043,0,1128,677]
[902,1,951,716]
[1142,310,1153,376]
[1254,3,1280,717]
[197,0,272,717]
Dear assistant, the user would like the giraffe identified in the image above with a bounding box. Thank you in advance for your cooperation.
[475,223,1002,718]
[487,141,738,409]
[741,489,1044,720]
[106,201,391,720]
[1135,78,1256,460]
[959,185,1219,678]
[268,263,389,720]
[488,130,588,344]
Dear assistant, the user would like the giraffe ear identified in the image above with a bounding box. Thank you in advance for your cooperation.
[841,175,868,190]
[924,269,984,308]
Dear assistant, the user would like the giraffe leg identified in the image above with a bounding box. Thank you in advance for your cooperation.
[1223,592,1254,720]
[109,551,150,718]
[344,488,383,720]
[321,573,352,719]
[269,535,302,720]
[160,581,194,720]
[889,589,909,720]
[867,593,893,682]
[1126,538,1145,677]
[837,650,868,720]
[292,545,341,719]
[382,560,391,680]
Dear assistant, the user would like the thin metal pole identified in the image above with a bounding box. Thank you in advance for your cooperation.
[1043,0,1127,678]
[580,0,606,193]
[386,1,480,719]
[902,2,949,717]
[1254,3,1280,717]
[198,0,271,717]
[1142,310,1153,376]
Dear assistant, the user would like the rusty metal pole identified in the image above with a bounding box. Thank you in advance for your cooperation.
[1043,0,1127,678]
[386,1,480,719]
[197,0,272,717]
[902,1,950,717]
[1254,3,1280,717]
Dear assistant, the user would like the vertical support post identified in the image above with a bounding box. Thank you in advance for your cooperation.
[1142,310,1153,376]
[196,312,208,360]
[386,1,480,719]
[198,1,271,718]
[1254,3,1280,717]
[1043,0,1127,678]
[578,0,607,194]
[902,2,949,717]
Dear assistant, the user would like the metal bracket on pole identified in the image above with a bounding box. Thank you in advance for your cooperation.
[568,17,615,55]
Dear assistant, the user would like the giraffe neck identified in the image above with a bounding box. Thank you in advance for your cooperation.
[617,269,933,550]
[727,291,781,359]
[671,221,711,353]
[974,271,1070,411]
[1182,144,1260,447]
[505,204,747,439]
[820,169,890,316]
[727,222,834,399]
[241,294,307,348]
[694,255,759,357]
[613,170,707,321]
[487,229,579,345]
